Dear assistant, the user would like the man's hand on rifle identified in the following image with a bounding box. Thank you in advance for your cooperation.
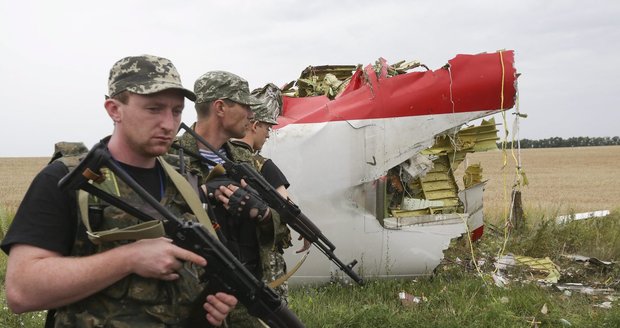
[206,179,271,222]
[203,292,238,326]
[126,237,238,326]
[296,235,312,253]
[124,237,207,281]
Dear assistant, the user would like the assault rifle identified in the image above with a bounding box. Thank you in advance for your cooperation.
[58,141,305,328]
[177,122,364,285]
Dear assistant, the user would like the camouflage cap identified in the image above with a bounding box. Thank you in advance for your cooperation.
[250,83,282,125]
[194,71,261,105]
[108,55,196,101]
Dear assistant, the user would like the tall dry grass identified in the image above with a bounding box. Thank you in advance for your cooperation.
[0,157,49,213]
[2,147,619,220]
[455,145,620,222]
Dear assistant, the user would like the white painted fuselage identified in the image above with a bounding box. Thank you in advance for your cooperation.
[261,110,498,284]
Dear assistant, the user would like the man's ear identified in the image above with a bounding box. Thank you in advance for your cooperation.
[251,121,260,132]
[104,98,122,123]
[214,99,226,117]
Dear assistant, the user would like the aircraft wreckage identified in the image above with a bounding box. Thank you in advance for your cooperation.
[260,50,518,284]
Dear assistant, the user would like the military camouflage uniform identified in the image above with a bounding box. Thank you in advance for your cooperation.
[193,71,261,105]
[52,56,206,327]
[245,82,294,300]
[249,83,282,125]
[167,71,288,328]
[169,131,289,327]
[53,151,207,327]
[107,54,195,101]
[228,140,292,301]
[246,82,295,303]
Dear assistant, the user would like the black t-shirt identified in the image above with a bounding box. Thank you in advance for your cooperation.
[1,161,164,256]
[116,161,166,201]
[1,161,77,255]
[261,159,289,190]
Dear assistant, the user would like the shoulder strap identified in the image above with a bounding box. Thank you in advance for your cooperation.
[81,171,166,245]
[84,158,222,244]
[51,141,167,244]
[158,157,219,239]
[268,251,310,289]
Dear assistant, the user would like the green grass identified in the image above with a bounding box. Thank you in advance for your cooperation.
[0,207,47,327]
[289,210,620,327]
[290,274,618,328]
[2,209,619,327]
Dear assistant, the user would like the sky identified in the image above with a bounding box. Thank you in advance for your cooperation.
[1,0,619,157]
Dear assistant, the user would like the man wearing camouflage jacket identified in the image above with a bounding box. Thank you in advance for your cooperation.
[170,71,289,327]
[1,55,237,327]
[228,83,316,304]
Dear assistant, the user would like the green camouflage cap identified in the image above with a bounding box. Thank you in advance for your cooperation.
[108,55,196,101]
[250,83,282,125]
[194,71,261,105]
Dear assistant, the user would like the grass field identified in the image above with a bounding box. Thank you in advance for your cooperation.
[1,146,619,327]
[3,146,618,221]
[0,157,49,214]
[455,145,620,223]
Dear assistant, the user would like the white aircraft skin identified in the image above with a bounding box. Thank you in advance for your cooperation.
[260,51,517,284]
[262,112,498,284]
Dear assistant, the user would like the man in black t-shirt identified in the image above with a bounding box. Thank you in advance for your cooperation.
[228,84,313,307]
[245,83,312,254]
[1,55,237,327]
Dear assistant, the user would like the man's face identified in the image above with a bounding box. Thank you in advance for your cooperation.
[221,100,254,139]
[113,89,184,158]
[253,121,273,151]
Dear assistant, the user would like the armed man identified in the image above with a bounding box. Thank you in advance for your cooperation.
[229,83,313,303]
[170,71,291,327]
[1,55,237,327]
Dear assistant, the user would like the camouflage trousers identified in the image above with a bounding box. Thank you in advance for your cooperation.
[264,250,289,303]
[227,251,288,328]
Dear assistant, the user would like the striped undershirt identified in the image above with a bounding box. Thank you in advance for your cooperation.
[198,147,228,170]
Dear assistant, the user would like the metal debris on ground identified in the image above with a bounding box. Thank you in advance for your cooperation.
[492,272,509,288]
[561,254,615,268]
[594,301,612,309]
[494,253,561,284]
[540,303,548,314]
[398,291,427,307]
[556,210,610,224]
[554,283,616,296]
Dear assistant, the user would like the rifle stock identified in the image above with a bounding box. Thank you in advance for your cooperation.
[178,123,364,285]
[58,142,305,328]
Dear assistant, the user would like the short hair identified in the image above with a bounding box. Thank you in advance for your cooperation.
[195,101,213,118]
[195,99,238,118]
[111,91,130,104]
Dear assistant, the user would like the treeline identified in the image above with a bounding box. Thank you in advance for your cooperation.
[498,136,620,149]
